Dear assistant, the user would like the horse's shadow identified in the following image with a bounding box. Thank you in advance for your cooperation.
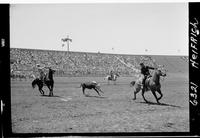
[137,101,182,108]
[85,95,107,99]
[40,94,61,98]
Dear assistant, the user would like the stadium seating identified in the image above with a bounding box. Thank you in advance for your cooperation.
[10,48,188,77]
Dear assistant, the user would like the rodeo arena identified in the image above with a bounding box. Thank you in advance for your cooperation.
[10,45,189,133]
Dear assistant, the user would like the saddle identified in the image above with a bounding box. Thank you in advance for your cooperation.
[143,75,151,91]
[44,74,50,81]
[147,75,152,78]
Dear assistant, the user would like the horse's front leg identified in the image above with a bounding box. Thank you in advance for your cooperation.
[41,89,45,95]
[49,87,53,96]
[47,85,52,96]
[94,88,101,96]
[156,89,163,101]
[50,83,54,96]
[151,90,160,104]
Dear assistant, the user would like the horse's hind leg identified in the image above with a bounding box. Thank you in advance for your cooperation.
[39,85,44,95]
[39,88,44,95]
[157,89,163,101]
[98,87,104,93]
[142,89,149,103]
[39,89,43,95]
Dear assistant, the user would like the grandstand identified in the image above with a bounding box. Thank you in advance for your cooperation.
[10,48,188,77]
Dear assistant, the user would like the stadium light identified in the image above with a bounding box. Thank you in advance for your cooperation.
[61,35,72,53]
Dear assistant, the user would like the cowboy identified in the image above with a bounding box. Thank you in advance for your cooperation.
[140,63,156,90]
[37,64,48,83]
[110,70,114,80]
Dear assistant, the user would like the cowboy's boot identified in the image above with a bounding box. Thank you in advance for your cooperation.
[144,85,147,91]
[42,77,45,83]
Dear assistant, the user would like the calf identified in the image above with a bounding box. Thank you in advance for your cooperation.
[80,81,104,96]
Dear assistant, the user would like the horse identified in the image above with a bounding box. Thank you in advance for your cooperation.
[78,81,104,96]
[131,69,166,104]
[32,68,55,96]
[104,73,120,85]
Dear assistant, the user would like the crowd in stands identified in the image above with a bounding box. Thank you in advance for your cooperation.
[10,48,182,78]
[180,56,189,63]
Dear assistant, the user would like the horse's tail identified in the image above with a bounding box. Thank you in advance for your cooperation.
[130,81,135,87]
[32,78,38,89]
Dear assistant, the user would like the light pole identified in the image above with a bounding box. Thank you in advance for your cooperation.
[61,35,72,53]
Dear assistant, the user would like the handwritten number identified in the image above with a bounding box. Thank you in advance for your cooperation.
[190,93,197,99]
[190,100,198,106]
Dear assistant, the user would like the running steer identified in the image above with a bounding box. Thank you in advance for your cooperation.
[80,81,104,96]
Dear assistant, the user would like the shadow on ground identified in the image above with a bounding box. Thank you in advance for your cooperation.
[85,95,107,99]
[40,94,62,98]
[137,101,182,108]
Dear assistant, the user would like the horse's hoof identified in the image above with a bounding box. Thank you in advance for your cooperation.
[144,100,149,103]
[158,97,162,101]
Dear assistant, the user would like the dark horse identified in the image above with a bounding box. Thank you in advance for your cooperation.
[32,68,55,96]
[131,69,166,104]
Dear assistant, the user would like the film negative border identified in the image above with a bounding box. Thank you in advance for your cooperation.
[0,2,199,137]
[0,4,11,138]
[189,2,200,136]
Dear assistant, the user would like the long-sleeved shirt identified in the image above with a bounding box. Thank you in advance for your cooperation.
[141,66,155,76]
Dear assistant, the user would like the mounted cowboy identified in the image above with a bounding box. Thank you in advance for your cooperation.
[110,70,114,80]
[32,65,56,96]
[139,62,156,91]
[36,64,49,83]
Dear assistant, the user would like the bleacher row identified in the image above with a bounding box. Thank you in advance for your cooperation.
[10,48,188,78]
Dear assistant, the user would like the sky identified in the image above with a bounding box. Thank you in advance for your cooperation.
[10,3,188,56]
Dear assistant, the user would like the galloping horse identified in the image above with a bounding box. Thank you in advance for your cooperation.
[104,73,120,85]
[32,68,55,96]
[131,69,166,104]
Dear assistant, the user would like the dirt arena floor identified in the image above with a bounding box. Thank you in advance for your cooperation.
[11,72,189,133]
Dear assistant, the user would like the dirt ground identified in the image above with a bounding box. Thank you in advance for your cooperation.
[11,73,189,133]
